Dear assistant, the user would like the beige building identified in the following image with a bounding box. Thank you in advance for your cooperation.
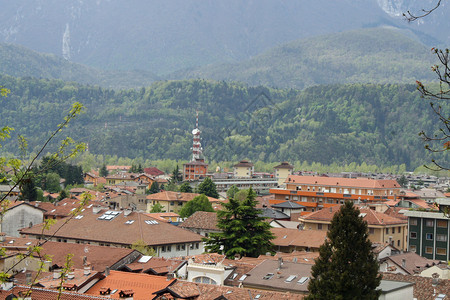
[274,162,294,187]
[299,205,408,250]
[233,160,254,178]
[146,191,220,213]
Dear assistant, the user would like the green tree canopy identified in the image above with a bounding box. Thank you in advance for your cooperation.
[45,172,61,193]
[57,189,69,201]
[130,239,156,256]
[99,164,108,177]
[197,177,219,198]
[171,165,182,183]
[179,182,193,193]
[306,201,381,300]
[148,181,159,194]
[226,185,239,199]
[150,203,165,213]
[204,187,274,258]
[179,194,214,218]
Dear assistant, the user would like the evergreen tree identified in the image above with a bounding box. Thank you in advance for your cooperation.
[197,177,219,198]
[226,185,239,199]
[397,175,408,188]
[137,163,143,173]
[171,165,182,183]
[204,187,274,258]
[20,175,38,201]
[306,201,381,300]
[179,194,214,218]
[179,182,193,193]
[45,172,61,193]
[57,189,69,201]
[148,181,159,194]
[99,164,108,177]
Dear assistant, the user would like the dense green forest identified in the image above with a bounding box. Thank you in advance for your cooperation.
[172,28,436,89]
[0,75,447,170]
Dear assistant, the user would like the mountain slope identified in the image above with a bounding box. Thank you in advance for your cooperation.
[1,0,442,75]
[0,43,159,89]
[0,76,447,169]
[171,27,437,89]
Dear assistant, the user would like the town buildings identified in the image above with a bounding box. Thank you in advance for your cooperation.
[19,207,204,258]
[404,198,450,261]
[270,175,401,212]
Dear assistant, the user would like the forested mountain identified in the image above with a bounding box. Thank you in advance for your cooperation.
[0,28,437,90]
[170,28,437,89]
[1,76,447,169]
[0,43,159,89]
[0,1,445,75]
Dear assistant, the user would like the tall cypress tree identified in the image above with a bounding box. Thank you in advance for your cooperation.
[306,201,381,300]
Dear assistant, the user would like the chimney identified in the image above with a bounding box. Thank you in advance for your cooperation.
[104,266,110,276]
[53,269,61,279]
[401,258,406,268]
[166,273,174,281]
[26,272,32,285]
[67,268,75,280]
[92,206,101,214]
[84,264,91,276]
[278,257,283,270]
[124,209,132,216]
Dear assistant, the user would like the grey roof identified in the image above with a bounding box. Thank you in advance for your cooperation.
[271,201,305,209]
[259,208,289,220]
[378,280,414,294]
[242,259,312,293]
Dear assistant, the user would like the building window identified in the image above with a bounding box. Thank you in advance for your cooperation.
[167,245,171,252]
[317,224,323,230]
[398,227,401,233]
[397,240,400,247]
[161,246,166,252]
[410,245,416,253]
[437,220,448,228]
[170,201,174,206]
[391,228,395,234]
[425,246,433,254]
[410,232,417,239]
[369,228,375,235]
[410,218,417,226]
[436,248,447,255]
[436,234,447,242]
[386,228,389,234]
[426,233,433,240]
[425,220,434,227]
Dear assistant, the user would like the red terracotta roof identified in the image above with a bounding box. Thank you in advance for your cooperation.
[20,208,203,246]
[180,211,219,231]
[143,167,165,177]
[271,228,326,249]
[382,273,450,300]
[85,271,174,300]
[301,205,406,226]
[0,286,110,299]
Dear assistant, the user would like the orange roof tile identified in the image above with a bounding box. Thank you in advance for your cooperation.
[300,205,406,226]
[85,271,174,300]
[271,228,326,249]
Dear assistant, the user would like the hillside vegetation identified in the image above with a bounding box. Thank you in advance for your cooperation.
[0,43,159,89]
[0,76,447,169]
[171,28,437,89]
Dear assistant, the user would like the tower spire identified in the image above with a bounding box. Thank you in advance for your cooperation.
[191,110,203,161]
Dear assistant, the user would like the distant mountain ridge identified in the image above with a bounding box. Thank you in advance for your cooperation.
[0,43,159,89]
[0,28,437,90]
[0,0,446,75]
[170,27,437,89]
